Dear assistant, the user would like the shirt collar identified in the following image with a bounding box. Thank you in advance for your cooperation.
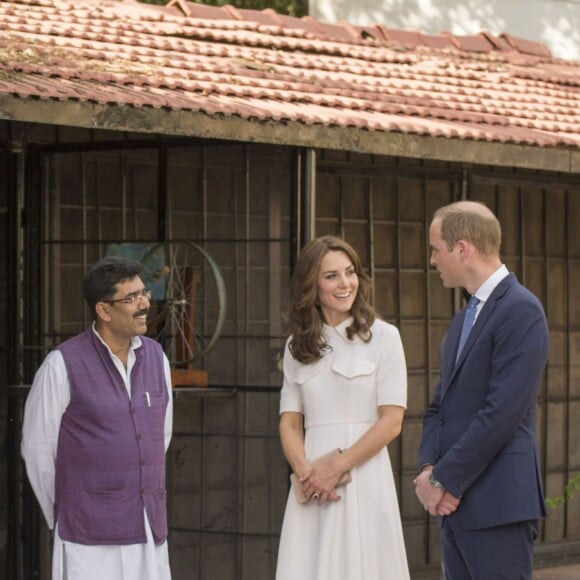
[473,264,509,304]
[323,316,354,342]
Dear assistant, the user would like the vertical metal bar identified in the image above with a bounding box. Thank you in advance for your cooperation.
[240,145,251,573]
[15,147,25,382]
[199,146,208,578]
[96,152,104,266]
[244,147,250,384]
[301,148,316,245]
[394,173,402,349]
[81,152,88,327]
[538,185,552,544]
[158,144,168,242]
[556,185,571,539]
[20,141,46,579]
[290,149,301,267]
[48,153,62,342]
[7,386,23,580]
[541,186,550,542]
[30,150,51,580]
[40,153,51,355]
[564,186,571,539]
[519,185,526,282]
[120,150,127,240]
[338,168,344,239]
[6,135,26,580]
[421,173,432,565]
[367,176,375,313]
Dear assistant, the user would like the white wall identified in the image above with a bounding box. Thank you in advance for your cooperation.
[310,0,580,61]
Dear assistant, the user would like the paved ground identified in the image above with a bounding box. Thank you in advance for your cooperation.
[533,563,580,579]
[415,562,580,579]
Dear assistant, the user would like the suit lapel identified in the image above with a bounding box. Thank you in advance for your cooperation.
[440,274,517,400]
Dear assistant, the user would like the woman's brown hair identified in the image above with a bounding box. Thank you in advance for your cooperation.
[288,236,377,364]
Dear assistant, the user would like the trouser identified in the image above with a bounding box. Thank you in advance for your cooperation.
[441,517,538,580]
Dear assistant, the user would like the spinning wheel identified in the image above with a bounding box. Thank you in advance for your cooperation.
[140,242,226,382]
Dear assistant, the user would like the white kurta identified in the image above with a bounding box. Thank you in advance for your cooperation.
[21,326,173,580]
[276,318,410,580]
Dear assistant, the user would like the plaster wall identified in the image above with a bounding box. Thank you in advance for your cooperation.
[310,0,580,60]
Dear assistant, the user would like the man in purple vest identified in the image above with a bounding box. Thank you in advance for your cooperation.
[22,256,173,580]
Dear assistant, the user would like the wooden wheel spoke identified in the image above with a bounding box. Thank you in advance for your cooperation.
[141,241,226,367]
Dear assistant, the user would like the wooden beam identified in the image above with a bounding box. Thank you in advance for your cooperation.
[1,95,578,174]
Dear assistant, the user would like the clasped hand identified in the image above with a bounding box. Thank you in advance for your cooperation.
[298,461,342,505]
[413,469,461,516]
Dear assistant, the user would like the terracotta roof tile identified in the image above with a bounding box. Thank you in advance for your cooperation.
[501,33,552,57]
[0,0,579,149]
[444,32,495,53]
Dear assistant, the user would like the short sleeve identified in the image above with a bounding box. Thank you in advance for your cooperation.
[279,339,303,415]
[376,323,408,408]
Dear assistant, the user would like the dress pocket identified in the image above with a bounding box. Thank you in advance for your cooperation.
[331,359,375,379]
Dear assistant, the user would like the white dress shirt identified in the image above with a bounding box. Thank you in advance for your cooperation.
[21,326,173,580]
[472,264,510,321]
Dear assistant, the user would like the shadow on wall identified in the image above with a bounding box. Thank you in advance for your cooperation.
[312,0,580,60]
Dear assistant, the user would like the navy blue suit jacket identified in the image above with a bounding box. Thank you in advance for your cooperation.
[418,274,548,530]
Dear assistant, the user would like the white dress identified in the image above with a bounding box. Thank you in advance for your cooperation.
[276,318,410,580]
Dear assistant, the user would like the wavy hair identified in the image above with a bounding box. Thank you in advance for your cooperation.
[288,236,377,364]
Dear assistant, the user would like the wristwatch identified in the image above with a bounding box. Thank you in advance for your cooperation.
[429,472,443,488]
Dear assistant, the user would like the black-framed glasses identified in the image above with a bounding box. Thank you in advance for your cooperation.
[104,288,152,305]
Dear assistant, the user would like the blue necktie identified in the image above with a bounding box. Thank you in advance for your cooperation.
[456,296,480,363]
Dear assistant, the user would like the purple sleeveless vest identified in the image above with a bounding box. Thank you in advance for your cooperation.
[55,327,169,545]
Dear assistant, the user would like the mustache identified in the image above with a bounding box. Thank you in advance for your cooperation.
[134,309,149,318]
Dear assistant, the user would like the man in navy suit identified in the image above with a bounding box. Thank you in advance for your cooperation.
[415,201,548,579]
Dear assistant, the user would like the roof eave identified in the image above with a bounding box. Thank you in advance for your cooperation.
[1,96,578,174]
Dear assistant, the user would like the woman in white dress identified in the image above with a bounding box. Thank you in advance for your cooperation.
[276,236,410,580]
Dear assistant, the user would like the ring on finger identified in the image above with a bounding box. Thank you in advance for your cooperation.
[312,492,321,501]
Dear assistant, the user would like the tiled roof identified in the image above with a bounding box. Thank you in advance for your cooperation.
[0,0,579,151]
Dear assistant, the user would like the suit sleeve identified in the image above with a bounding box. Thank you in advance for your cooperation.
[418,383,442,471]
[434,297,548,498]
[418,332,448,470]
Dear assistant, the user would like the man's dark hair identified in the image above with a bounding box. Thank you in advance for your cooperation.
[83,256,144,319]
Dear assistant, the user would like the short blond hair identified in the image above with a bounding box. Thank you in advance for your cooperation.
[433,201,501,259]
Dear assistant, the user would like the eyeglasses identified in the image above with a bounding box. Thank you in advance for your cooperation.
[104,288,152,305]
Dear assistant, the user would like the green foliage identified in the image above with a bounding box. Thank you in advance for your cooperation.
[545,474,580,509]
[139,0,308,17]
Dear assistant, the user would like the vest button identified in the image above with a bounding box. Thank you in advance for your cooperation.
[140,488,145,495]
[136,433,142,439]
[140,460,146,466]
